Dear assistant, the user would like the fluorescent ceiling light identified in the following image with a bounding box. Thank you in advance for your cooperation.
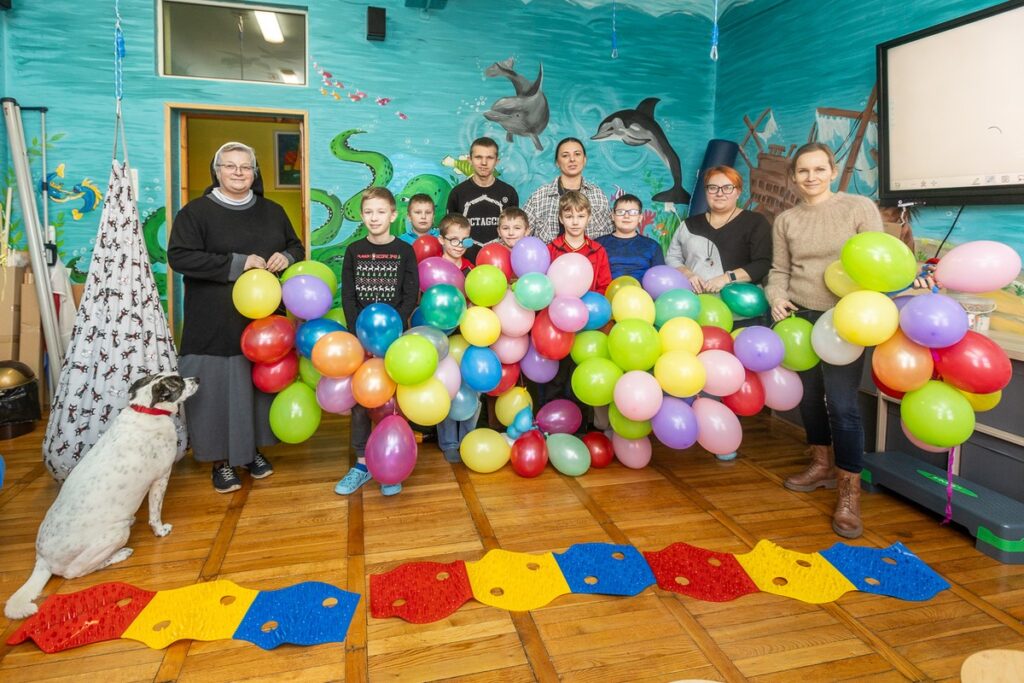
[254,11,284,44]
[280,69,301,84]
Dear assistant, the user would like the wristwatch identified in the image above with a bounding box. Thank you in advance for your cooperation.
[727,271,737,281]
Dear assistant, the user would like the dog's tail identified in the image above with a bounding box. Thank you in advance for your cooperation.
[4,559,52,620]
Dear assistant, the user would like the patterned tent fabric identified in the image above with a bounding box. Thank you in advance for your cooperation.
[43,160,184,481]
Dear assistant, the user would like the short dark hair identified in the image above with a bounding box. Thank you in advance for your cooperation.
[613,194,642,211]
[407,193,434,208]
[499,207,529,227]
[470,137,499,155]
[555,137,586,161]
[439,213,471,237]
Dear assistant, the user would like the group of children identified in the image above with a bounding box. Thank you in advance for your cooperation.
[334,136,667,496]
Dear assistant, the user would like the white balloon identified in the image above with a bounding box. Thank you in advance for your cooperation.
[811,308,865,366]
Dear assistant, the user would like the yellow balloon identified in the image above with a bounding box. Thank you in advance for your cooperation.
[460,306,502,347]
[448,334,469,364]
[611,286,656,324]
[232,269,282,319]
[958,389,1001,412]
[659,317,704,354]
[396,378,451,426]
[653,350,706,397]
[606,276,641,305]
[495,386,533,426]
[460,428,511,473]
[824,260,863,298]
[833,290,899,347]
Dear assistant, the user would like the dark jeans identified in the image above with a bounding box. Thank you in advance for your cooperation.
[794,309,866,474]
[350,405,371,458]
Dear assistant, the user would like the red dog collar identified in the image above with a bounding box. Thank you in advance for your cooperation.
[130,404,174,416]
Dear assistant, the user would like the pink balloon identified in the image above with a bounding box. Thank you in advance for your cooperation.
[365,415,418,485]
[900,420,949,453]
[934,240,1022,293]
[547,253,594,298]
[697,350,746,397]
[613,371,663,421]
[612,433,652,469]
[316,375,355,414]
[548,296,589,333]
[492,290,536,337]
[692,397,743,455]
[418,256,466,293]
[757,366,804,411]
[434,355,462,399]
[491,333,530,364]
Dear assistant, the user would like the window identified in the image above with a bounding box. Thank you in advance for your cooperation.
[159,1,307,86]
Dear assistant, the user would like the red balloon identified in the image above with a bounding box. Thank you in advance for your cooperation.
[531,308,575,360]
[476,243,513,280]
[721,369,766,416]
[510,430,548,477]
[241,315,296,363]
[486,363,522,397]
[582,431,614,468]
[252,351,299,393]
[368,397,403,425]
[871,368,905,400]
[933,330,1012,394]
[413,235,442,262]
[700,325,734,353]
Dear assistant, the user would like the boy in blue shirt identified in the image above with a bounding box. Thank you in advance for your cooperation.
[597,194,664,280]
[399,193,440,244]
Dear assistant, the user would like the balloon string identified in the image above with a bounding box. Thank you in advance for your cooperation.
[942,448,954,525]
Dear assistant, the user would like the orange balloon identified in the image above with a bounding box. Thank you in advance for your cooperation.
[311,331,364,378]
[352,358,397,408]
[871,329,933,393]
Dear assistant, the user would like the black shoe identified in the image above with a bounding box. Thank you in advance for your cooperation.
[212,463,242,493]
[245,452,274,479]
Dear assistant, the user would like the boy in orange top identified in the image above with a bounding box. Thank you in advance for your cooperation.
[547,191,611,294]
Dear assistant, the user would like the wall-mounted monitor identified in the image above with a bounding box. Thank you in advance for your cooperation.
[877,1,1024,206]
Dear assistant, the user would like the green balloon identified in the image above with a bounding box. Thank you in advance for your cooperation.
[465,264,509,307]
[546,433,592,476]
[655,288,700,327]
[269,382,322,444]
[696,294,734,331]
[298,356,322,388]
[608,402,652,439]
[282,259,339,296]
[421,284,466,329]
[384,334,439,385]
[323,307,347,327]
[571,330,610,364]
[901,381,976,448]
[607,319,662,371]
[513,272,555,311]
[571,358,623,406]
[774,316,820,371]
[841,232,918,292]
[720,282,768,318]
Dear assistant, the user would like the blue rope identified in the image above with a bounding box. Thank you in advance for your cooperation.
[611,0,618,59]
[114,0,125,101]
[710,0,720,61]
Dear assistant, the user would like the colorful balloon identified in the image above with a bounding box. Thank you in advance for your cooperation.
[773,316,820,371]
[405,325,450,360]
[536,399,583,434]
[252,351,299,393]
[486,362,521,397]
[693,397,743,456]
[653,350,705,398]
[420,284,466,330]
[757,366,803,411]
[449,383,481,421]
[520,342,559,383]
[465,264,508,307]
[316,374,355,414]
[571,330,610,364]
[841,231,918,292]
[233,269,282,319]
[510,430,548,477]
[654,288,701,327]
[697,349,746,397]
[700,325,734,353]
[418,256,465,292]
[651,396,699,449]
[605,276,641,306]
[733,325,785,372]
[281,259,338,296]
[546,433,591,476]
[510,236,551,277]
[899,293,969,349]
[295,318,345,358]
[514,271,555,311]
[900,420,949,453]
[833,290,899,347]
[571,358,623,406]
[933,240,1022,293]
[282,274,333,320]
[311,331,364,378]
[809,308,864,366]
[491,333,530,364]
[492,290,536,337]
[460,306,502,347]
[352,357,397,408]
[448,333,469,364]
[581,290,613,331]
[475,243,514,280]
[642,265,691,299]
[298,356,322,388]
[901,380,976,448]
[396,377,451,426]
[721,369,766,417]
[531,308,575,360]
[611,286,656,324]
[823,260,863,298]
[460,428,511,473]
[612,434,652,469]
[461,345,503,393]
[355,303,403,358]
[696,294,734,331]
[384,334,439,386]
[933,330,1013,394]
[958,388,1001,412]
[548,296,590,333]
[365,415,418,485]
[269,382,321,444]
[607,319,662,371]
[613,370,663,421]
[608,403,652,439]
[412,235,443,262]
[241,315,295,364]
[720,282,768,318]
[548,252,594,298]
[582,432,614,468]
[871,329,933,393]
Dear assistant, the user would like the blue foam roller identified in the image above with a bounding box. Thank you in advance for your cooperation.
[688,139,740,216]
[554,543,655,596]
[233,581,360,649]
[820,542,949,601]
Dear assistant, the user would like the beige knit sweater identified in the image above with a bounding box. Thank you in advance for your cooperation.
[765,192,883,311]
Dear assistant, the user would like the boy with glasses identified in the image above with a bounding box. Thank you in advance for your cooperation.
[597,194,665,280]
[438,213,475,275]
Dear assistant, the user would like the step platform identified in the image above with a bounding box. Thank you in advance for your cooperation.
[862,451,1024,564]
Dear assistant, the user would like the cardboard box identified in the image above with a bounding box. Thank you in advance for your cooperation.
[0,265,25,359]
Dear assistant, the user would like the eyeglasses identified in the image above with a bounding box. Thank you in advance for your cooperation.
[218,163,255,174]
[442,236,473,248]
[705,184,736,195]
[614,209,641,216]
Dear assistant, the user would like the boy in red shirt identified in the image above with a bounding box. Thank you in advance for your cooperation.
[547,191,611,294]
[439,213,475,275]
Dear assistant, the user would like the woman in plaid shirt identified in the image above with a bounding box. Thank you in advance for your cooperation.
[523,138,613,243]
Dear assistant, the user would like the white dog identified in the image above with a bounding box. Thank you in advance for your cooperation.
[4,372,199,619]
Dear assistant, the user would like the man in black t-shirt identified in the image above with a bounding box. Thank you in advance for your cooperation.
[446,137,519,253]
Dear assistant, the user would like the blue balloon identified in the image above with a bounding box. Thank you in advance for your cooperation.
[295,318,345,357]
[356,303,402,358]
[449,384,481,421]
[461,345,502,393]
[513,406,534,433]
[581,290,612,331]
[506,426,521,440]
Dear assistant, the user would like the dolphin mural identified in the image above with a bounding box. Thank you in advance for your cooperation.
[483,58,549,151]
[591,98,692,205]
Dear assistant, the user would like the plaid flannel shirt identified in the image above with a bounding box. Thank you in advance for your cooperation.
[523,177,613,243]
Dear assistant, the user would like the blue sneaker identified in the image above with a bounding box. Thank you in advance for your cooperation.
[715,452,738,462]
[335,467,372,495]
[381,483,402,496]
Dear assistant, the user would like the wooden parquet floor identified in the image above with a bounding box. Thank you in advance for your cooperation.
[2,413,1023,682]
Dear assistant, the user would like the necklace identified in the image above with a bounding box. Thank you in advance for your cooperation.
[707,207,738,229]
[704,208,737,268]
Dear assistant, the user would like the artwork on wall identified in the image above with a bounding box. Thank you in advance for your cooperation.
[274,131,301,189]
[482,57,549,151]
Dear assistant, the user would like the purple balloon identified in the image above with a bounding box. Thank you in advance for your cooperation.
[899,293,970,349]
[418,257,466,292]
[282,275,332,320]
[651,396,699,449]
[365,415,418,485]
[892,295,915,312]
[511,236,551,277]
[520,342,559,382]
[536,399,583,434]
[642,265,691,298]
[733,326,785,372]
[316,375,355,414]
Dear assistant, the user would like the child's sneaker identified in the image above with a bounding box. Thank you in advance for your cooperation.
[335,466,372,495]
[212,463,242,493]
[715,452,738,462]
[245,452,274,479]
[381,483,402,496]
[443,449,462,463]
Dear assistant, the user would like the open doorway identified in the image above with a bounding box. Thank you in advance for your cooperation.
[163,103,309,338]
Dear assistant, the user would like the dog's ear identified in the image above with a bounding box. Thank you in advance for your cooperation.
[129,374,158,400]
[150,376,186,407]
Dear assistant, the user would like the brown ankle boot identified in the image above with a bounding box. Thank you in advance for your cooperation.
[832,469,863,539]
[783,445,836,492]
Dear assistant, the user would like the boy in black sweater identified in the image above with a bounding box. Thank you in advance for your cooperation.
[335,187,419,496]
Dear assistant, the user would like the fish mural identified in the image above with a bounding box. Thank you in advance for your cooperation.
[483,57,549,151]
[45,163,103,220]
[591,98,692,205]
